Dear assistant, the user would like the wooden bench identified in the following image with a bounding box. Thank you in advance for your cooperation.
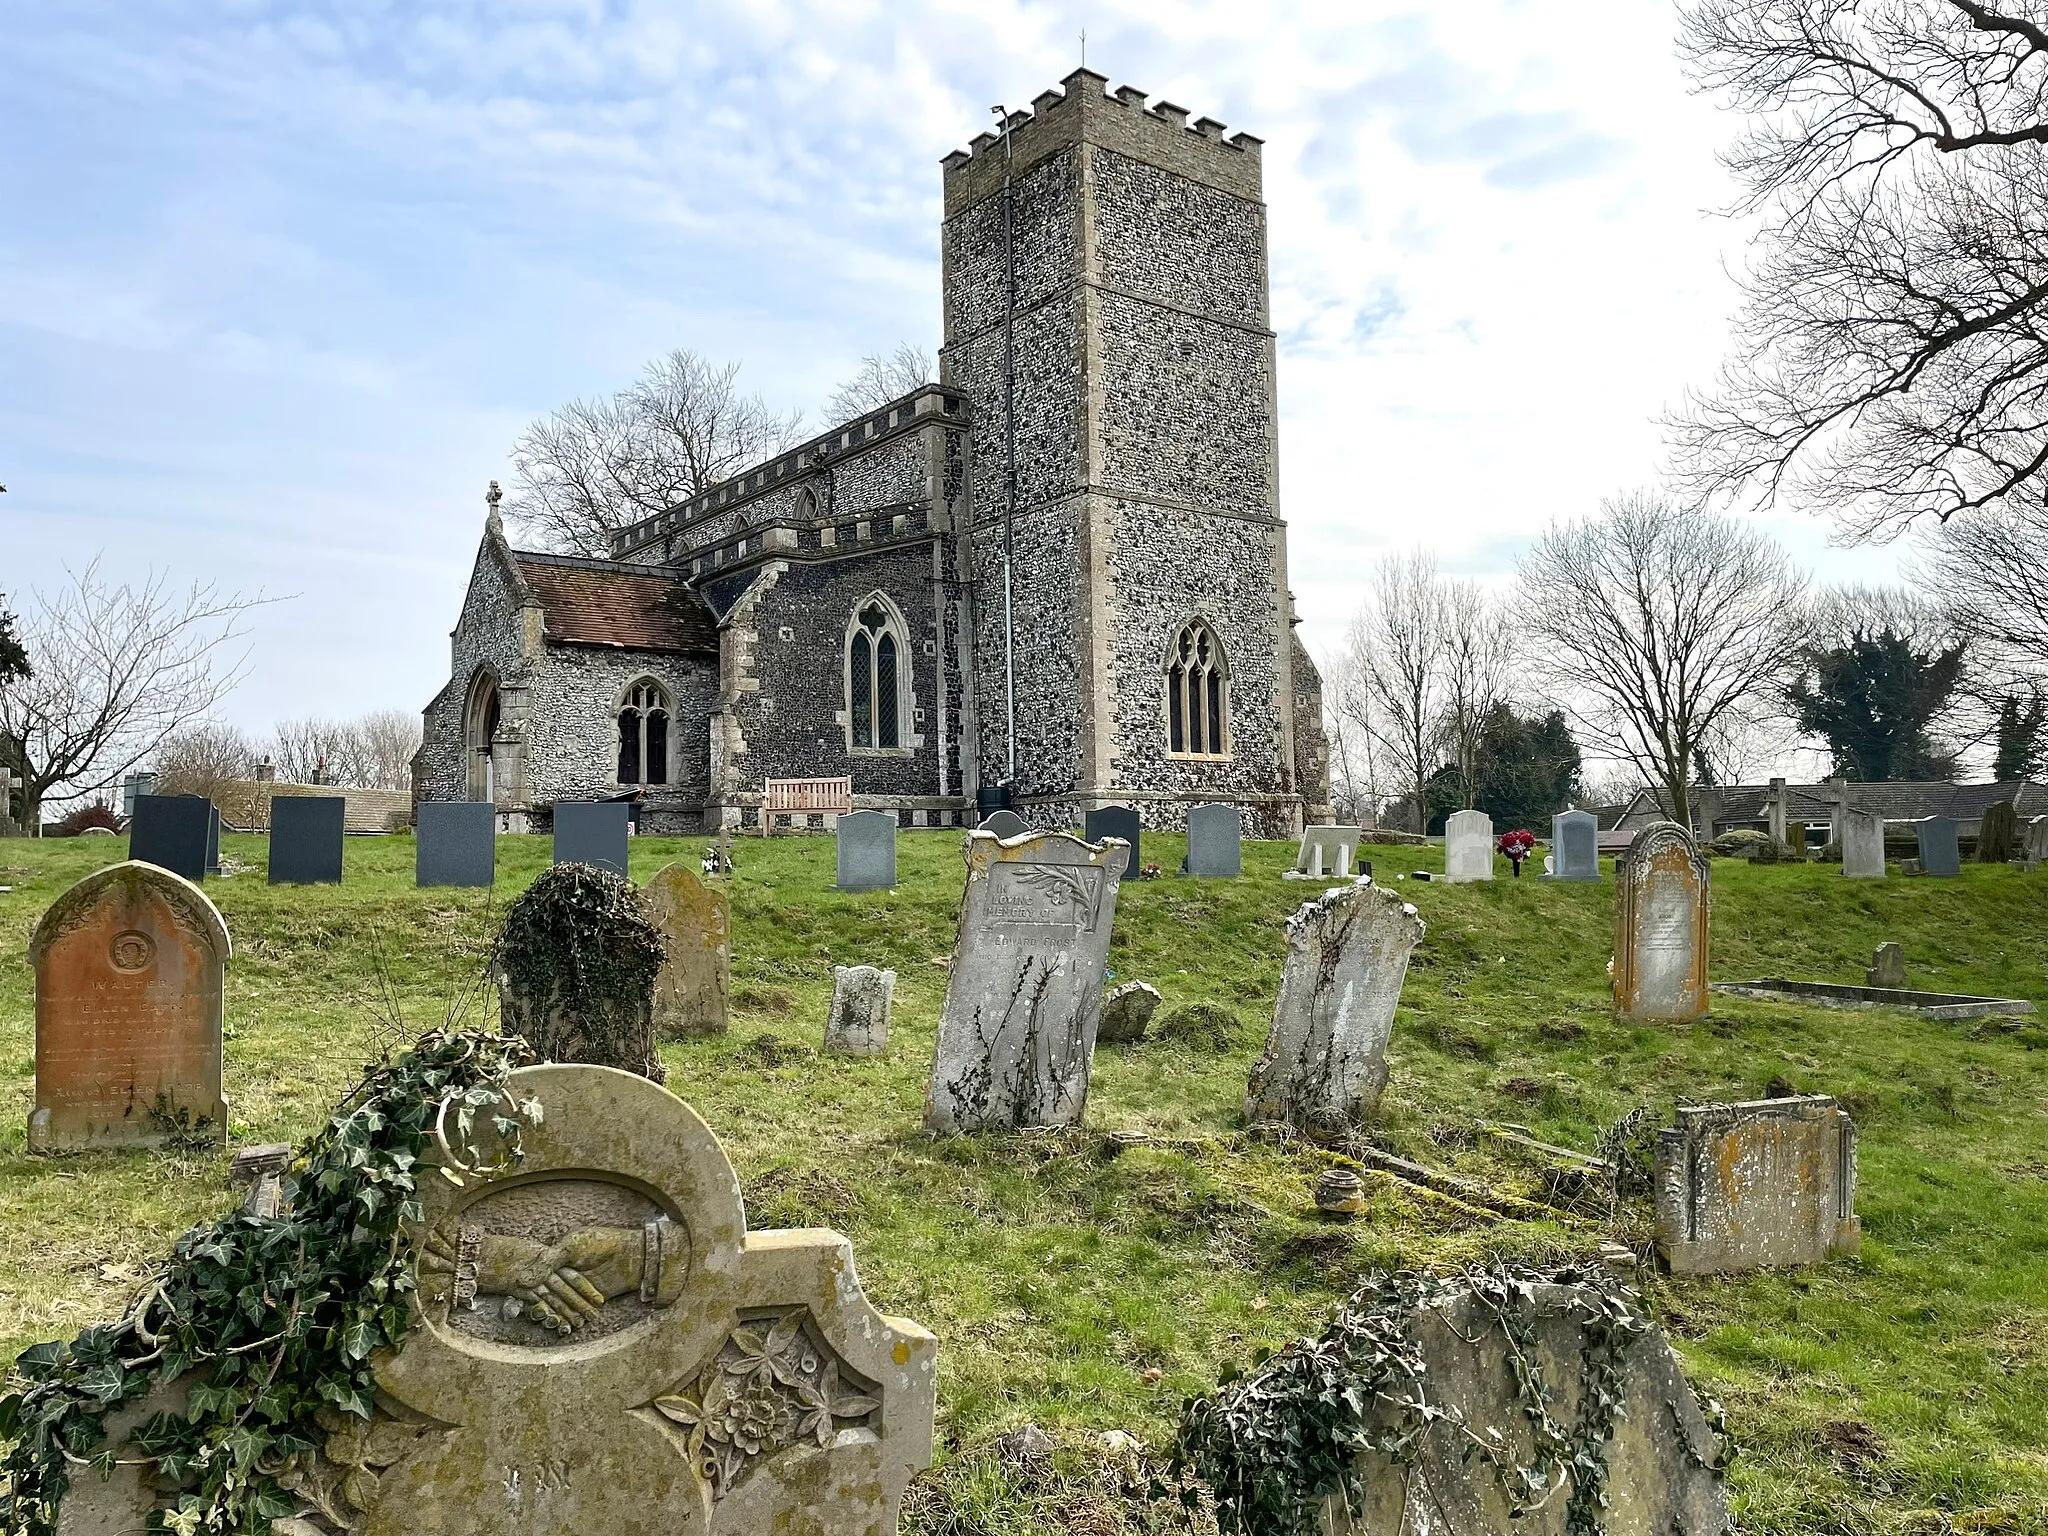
[760,776,853,835]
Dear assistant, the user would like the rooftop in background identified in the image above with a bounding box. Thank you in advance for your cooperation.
[1616,779,2048,833]
[512,551,717,655]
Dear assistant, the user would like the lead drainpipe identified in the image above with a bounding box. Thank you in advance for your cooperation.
[994,103,1018,793]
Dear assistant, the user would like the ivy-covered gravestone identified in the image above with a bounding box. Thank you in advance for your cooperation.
[493,863,666,1082]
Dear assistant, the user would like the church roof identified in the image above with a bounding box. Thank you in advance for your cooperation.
[512,551,718,655]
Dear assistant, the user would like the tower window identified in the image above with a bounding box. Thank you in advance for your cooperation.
[848,599,905,750]
[618,679,671,785]
[1167,620,1230,759]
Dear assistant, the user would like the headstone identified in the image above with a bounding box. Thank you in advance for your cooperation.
[835,808,898,891]
[1288,824,1361,880]
[1244,882,1425,1139]
[1654,1095,1861,1274]
[495,865,664,1080]
[554,800,631,875]
[643,862,731,1039]
[27,861,229,1152]
[824,965,895,1056]
[1547,809,1599,881]
[206,802,221,874]
[1082,804,1141,876]
[980,808,1027,839]
[128,794,214,882]
[267,794,345,885]
[2027,815,2048,871]
[1866,942,1905,989]
[1612,821,1710,1024]
[1915,815,1960,877]
[1840,810,1886,878]
[0,765,21,835]
[1098,980,1162,1043]
[53,1064,939,1535]
[1442,809,1494,883]
[1184,802,1242,877]
[417,800,496,887]
[924,830,1126,1133]
[1978,798,2019,863]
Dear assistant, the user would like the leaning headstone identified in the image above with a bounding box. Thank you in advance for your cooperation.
[1288,824,1361,880]
[1547,809,1600,881]
[1866,942,1906,989]
[267,794,345,885]
[494,864,665,1080]
[2027,815,2048,872]
[1978,798,2019,863]
[1083,804,1141,876]
[553,799,631,875]
[1612,821,1710,1024]
[981,808,1027,839]
[1184,802,1242,877]
[1098,980,1162,1044]
[1443,808,1494,883]
[54,1062,939,1535]
[924,830,1126,1133]
[1654,1095,1861,1274]
[824,965,895,1056]
[128,794,214,883]
[417,800,496,886]
[27,861,229,1152]
[835,808,898,891]
[642,862,731,1039]
[206,803,221,874]
[1244,882,1425,1139]
[1915,815,1961,877]
[1841,810,1887,878]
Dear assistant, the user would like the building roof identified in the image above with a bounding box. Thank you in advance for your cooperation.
[1617,779,2048,827]
[511,552,719,655]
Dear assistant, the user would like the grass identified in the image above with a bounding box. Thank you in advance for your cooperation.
[1,831,2045,1533]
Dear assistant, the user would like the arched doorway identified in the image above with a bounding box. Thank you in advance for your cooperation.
[465,670,501,803]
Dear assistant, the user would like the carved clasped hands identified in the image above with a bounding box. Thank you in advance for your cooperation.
[420,1217,686,1335]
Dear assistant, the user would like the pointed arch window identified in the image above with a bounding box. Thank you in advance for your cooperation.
[848,599,904,750]
[1167,620,1230,759]
[618,679,671,786]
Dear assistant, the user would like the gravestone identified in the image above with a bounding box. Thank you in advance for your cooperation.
[1841,810,1887,878]
[1866,942,1905,989]
[1244,882,1425,1139]
[1978,798,2019,863]
[417,801,496,887]
[1082,804,1141,876]
[1184,802,1242,877]
[1654,1095,1860,1274]
[824,965,895,1056]
[1612,821,1710,1024]
[128,794,215,882]
[0,765,21,835]
[206,803,221,874]
[1915,815,1961,877]
[924,830,1126,1133]
[643,862,730,1039]
[54,1063,938,1535]
[1098,980,1162,1044]
[554,800,631,875]
[2027,815,2048,871]
[1288,824,1361,880]
[496,865,664,1081]
[268,794,345,885]
[1443,809,1494,883]
[980,808,1027,839]
[1547,809,1599,881]
[28,861,229,1152]
[835,809,898,891]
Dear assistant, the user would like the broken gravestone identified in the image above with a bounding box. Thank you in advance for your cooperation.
[823,965,895,1057]
[1654,1095,1861,1275]
[29,861,230,1153]
[1612,821,1710,1024]
[1097,980,1162,1044]
[643,862,731,1039]
[1866,942,1906,989]
[494,864,666,1081]
[1979,798,2020,863]
[1244,882,1425,1140]
[923,829,1126,1133]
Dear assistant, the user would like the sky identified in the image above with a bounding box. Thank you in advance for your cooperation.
[1,0,1909,751]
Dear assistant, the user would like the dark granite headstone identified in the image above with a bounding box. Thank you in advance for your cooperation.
[1916,816,1960,877]
[129,795,213,882]
[981,809,1027,839]
[417,801,496,887]
[554,800,631,875]
[836,809,898,891]
[1185,803,1242,877]
[268,795,345,885]
[1083,805,1141,876]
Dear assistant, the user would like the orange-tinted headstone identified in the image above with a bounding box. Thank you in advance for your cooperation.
[28,860,230,1152]
[1612,821,1710,1023]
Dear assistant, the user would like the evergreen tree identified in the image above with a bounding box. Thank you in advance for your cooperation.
[1786,630,1963,781]
[1993,693,2047,782]
[0,600,26,686]
[1424,707,1583,834]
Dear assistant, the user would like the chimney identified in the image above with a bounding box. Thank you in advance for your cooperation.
[256,757,276,784]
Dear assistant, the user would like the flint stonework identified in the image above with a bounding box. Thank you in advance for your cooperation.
[1548,810,1599,881]
[1916,815,1961,877]
[1184,802,1242,877]
[1841,811,1886,878]
[835,809,899,891]
[1613,821,1711,1024]
[825,965,895,1057]
[1655,1095,1861,1275]
[643,862,731,1039]
[1443,809,1494,883]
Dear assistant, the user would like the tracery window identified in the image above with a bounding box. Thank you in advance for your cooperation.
[617,679,671,785]
[848,599,903,750]
[1166,620,1229,758]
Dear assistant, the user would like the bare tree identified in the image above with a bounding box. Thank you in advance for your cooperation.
[1672,0,2048,535]
[1320,643,1392,825]
[1920,506,2048,754]
[1439,583,1518,810]
[1349,553,1451,833]
[508,349,804,557]
[0,561,261,828]
[1519,492,1810,833]
[272,718,354,785]
[354,709,423,790]
[156,722,260,803]
[824,344,934,427]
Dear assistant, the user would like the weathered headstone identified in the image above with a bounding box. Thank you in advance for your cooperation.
[495,865,665,1080]
[554,800,631,875]
[1979,798,2019,863]
[924,830,1126,1133]
[980,808,1027,839]
[1866,942,1905,989]
[206,803,221,875]
[417,800,496,887]
[824,964,895,1057]
[1547,809,1599,881]
[1288,824,1361,880]
[0,764,22,836]
[1244,882,1425,1139]
[1612,821,1710,1024]
[835,808,898,891]
[1443,809,1494,883]
[1915,815,1960,877]
[1083,804,1141,876]
[268,794,345,885]
[643,862,731,1039]
[28,861,229,1152]
[2027,815,2048,871]
[1841,810,1886,878]
[128,794,214,883]
[1098,980,1162,1044]
[1184,802,1242,877]
[1654,1095,1861,1274]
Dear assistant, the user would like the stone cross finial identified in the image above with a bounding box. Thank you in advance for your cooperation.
[486,479,502,509]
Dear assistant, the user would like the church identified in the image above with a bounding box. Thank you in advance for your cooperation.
[416,71,1331,837]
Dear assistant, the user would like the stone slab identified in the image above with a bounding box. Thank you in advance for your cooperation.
[1547,809,1599,881]
[128,794,213,883]
[1613,821,1710,1024]
[643,862,730,1039]
[554,800,631,875]
[1915,815,1960,877]
[1655,1094,1861,1274]
[268,794,346,885]
[1082,805,1141,876]
[1443,809,1494,883]
[1184,802,1241,877]
[1288,824,1361,879]
[1709,978,2034,1020]
[1841,810,1886,878]
[418,801,496,887]
[1097,980,1161,1044]
[824,965,894,1056]
[835,809,898,891]
[979,809,1027,839]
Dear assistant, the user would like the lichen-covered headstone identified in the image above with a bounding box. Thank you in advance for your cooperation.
[1841,810,1886,878]
[1443,809,1494,882]
[1978,798,2019,863]
[1548,809,1600,881]
[494,864,666,1081]
[643,862,731,1039]
[824,965,895,1057]
[1288,824,1361,880]
[1097,980,1161,1044]
[1655,1095,1861,1274]
[2026,815,2048,871]
[1244,882,1424,1139]
[1184,802,1241,877]
[1612,821,1710,1024]
[28,861,229,1152]
[923,830,1126,1133]
[1866,942,1906,989]
[1916,815,1961,877]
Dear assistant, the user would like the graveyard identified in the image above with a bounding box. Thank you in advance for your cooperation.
[0,829,2045,1533]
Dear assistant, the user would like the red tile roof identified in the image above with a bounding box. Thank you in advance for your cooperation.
[513,554,718,655]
